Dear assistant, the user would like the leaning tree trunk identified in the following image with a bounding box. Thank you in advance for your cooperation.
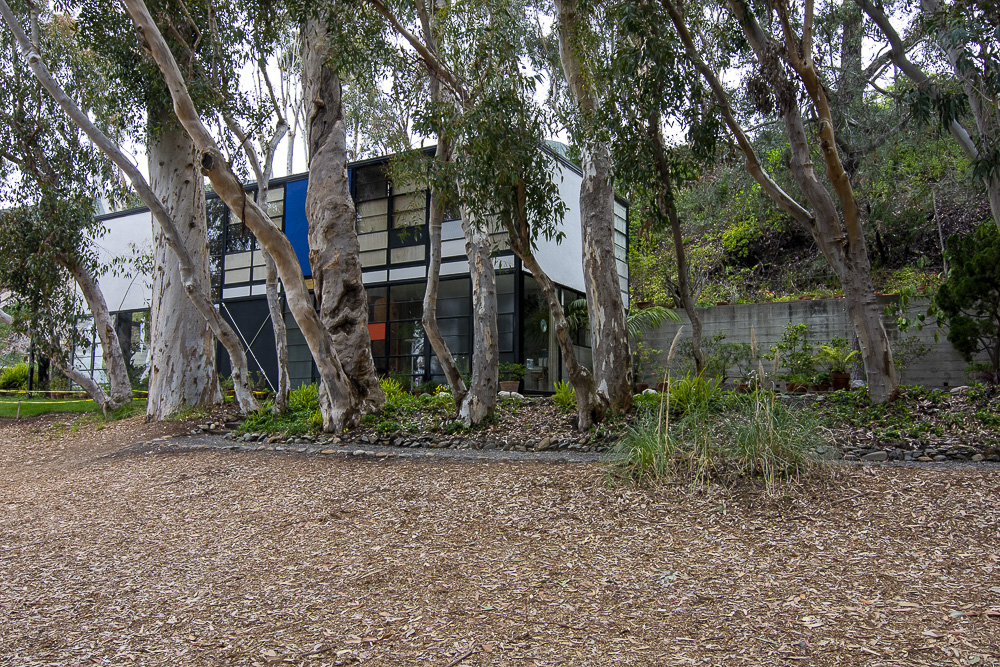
[423,141,469,406]
[858,0,1000,229]
[146,117,221,419]
[664,0,898,402]
[518,246,602,431]
[0,0,260,414]
[553,0,632,413]
[62,258,133,409]
[303,18,385,416]
[725,0,900,402]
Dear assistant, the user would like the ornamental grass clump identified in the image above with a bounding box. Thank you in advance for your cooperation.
[608,326,828,493]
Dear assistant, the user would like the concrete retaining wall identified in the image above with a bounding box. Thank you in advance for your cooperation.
[642,297,976,389]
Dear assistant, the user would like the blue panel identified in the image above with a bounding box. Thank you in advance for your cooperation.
[284,178,311,276]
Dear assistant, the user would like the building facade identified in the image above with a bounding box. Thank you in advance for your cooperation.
[88,147,629,393]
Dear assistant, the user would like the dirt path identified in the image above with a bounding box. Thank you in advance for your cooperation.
[1,415,998,666]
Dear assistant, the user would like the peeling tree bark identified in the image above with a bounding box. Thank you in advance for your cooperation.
[120,0,362,432]
[553,0,632,414]
[0,0,260,415]
[146,117,221,419]
[457,192,500,425]
[303,18,385,415]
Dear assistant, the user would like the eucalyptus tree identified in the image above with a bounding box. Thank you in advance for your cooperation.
[458,82,609,430]
[550,0,633,413]
[302,6,386,416]
[73,0,234,417]
[660,0,899,403]
[859,0,1000,228]
[113,0,381,432]
[603,0,720,375]
[365,0,520,425]
[1,0,263,414]
[0,7,133,411]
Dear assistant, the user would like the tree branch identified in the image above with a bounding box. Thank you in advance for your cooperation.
[659,0,814,227]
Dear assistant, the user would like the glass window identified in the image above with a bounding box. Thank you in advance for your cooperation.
[355,165,389,201]
[358,199,388,233]
[392,191,425,228]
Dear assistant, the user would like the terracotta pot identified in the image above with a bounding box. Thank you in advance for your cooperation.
[831,371,851,391]
[499,380,521,393]
[655,382,670,393]
[636,301,653,309]
[635,382,650,392]
[735,383,751,394]
[785,381,808,394]
[812,382,831,392]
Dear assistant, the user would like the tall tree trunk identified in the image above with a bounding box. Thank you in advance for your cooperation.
[416,0,468,408]
[303,18,384,413]
[423,141,468,405]
[661,0,898,402]
[61,258,133,409]
[263,253,290,412]
[0,0,260,414]
[553,0,631,413]
[649,117,705,374]
[457,194,499,425]
[303,18,385,415]
[146,117,221,418]
[119,0,363,431]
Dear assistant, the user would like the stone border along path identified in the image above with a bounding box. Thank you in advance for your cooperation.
[123,431,1000,470]
[127,432,606,464]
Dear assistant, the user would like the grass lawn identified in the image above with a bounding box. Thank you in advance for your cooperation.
[0,397,146,419]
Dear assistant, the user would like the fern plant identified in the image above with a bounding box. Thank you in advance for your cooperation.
[553,380,576,412]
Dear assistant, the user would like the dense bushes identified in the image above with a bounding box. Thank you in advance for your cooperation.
[0,363,29,390]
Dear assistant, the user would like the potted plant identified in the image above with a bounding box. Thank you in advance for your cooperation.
[498,362,525,393]
[784,373,811,393]
[769,323,817,393]
[814,337,858,391]
[812,371,832,392]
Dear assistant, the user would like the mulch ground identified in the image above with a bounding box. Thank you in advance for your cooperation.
[1,414,998,666]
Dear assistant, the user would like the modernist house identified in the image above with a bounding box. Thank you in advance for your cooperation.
[88,146,629,393]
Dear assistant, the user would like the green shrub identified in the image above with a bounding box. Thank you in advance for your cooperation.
[379,376,407,402]
[553,380,576,412]
[237,382,321,436]
[718,393,819,488]
[289,383,319,413]
[0,363,29,390]
[666,374,720,417]
[376,420,403,436]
